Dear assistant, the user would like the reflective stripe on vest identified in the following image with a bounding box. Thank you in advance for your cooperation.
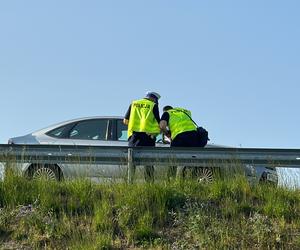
[167,108,197,140]
[127,99,160,138]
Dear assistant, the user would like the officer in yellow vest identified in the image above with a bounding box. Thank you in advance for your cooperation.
[160,105,203,147]
[123,91,161,146]
[123,91,161,181]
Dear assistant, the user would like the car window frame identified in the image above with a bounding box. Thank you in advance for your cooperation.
[112,118,128,141]
[66,118,113,141]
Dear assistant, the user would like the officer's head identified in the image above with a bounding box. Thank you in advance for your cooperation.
[163,105,173,112]
[145,91,161,103]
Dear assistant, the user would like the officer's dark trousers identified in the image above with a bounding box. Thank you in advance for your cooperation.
[168,130,204,178]
[128,132,156,147]
[171,130,203,147]
[128,132,156,182]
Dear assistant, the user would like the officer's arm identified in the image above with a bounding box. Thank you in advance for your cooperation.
[160,112,171,137]
[123,104,131,125]
[159,120,168,133]
[153,104,160,124]
[160,120,171,138]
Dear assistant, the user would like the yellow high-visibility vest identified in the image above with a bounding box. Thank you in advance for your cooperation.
[128,99,160,138]
[167,108,197,140]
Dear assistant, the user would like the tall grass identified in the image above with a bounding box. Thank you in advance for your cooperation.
[0,169,300,249]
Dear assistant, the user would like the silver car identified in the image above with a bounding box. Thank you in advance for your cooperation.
[8,116,278,184]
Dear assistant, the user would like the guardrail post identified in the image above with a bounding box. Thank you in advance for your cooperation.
[127,148,134,183]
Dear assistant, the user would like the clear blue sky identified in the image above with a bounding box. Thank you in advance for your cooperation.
[1,1,299,149]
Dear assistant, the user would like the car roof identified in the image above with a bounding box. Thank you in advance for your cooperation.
[29,116,231,148]
[32,116,123,135]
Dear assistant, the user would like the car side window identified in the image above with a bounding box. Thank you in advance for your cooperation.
[47,126,65,138]
[69,119,109,140]
[116,120,128,141]
[46,124,72,138]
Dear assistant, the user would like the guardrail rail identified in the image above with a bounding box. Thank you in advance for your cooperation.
[1,144,300,182]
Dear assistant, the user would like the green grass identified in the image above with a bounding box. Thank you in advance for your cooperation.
[0,170,300,249]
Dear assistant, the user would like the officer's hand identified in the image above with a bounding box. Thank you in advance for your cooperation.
[165,131,171,138]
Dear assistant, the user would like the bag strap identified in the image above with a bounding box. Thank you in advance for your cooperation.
[178,109,210,141]
[178,109,199,127]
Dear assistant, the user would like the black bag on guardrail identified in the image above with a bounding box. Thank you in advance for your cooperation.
[181,110,209,147]
[197,126,209,147]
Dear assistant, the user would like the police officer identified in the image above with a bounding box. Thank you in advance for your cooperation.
[160,105,203,147]
[123,91,161,181]
[160,105,205,179]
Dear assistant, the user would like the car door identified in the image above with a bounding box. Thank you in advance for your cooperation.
[61,118,125,180]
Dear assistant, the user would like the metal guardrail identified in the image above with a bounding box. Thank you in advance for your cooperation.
[1,144,300,182]
[1,144,300,167]
[0,144,129,166]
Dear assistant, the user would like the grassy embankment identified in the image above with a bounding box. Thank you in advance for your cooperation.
[0,167,300,249]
